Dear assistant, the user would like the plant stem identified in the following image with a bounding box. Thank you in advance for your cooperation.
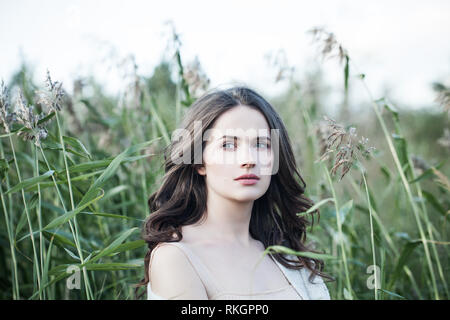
[347,177,424,299]
[54,112,93,299]
[144,91,170,145]
[0,141,20,299]
[34,144,46,299]
[351,60,439,299]
[0,183,19,299]
[322,162,354,299]
[406,155,449,299]
[8,134,41,299]
[360,167,378,299]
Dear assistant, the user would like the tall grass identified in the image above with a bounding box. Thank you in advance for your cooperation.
[0,25,448,300]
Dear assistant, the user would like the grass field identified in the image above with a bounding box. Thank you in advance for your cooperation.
[0,27,448,300]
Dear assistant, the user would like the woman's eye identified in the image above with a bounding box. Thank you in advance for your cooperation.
[222,141,270,149]
[256,142,270,148]
[222,142,236,149]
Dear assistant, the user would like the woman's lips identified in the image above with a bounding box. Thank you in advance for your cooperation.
[236,178,258,185]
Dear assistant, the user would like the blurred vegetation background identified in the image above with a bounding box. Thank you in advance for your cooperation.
[0,26,448,300]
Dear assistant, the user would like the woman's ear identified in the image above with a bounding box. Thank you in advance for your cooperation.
[196,165,206,176]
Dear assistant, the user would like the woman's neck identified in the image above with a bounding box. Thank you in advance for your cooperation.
[185,192,255,247]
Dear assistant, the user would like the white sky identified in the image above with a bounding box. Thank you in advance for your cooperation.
[1,0,449,110]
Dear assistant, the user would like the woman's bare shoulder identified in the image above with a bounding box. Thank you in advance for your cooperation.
[149,242,208,300]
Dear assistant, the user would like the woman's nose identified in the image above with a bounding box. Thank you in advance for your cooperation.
[238,145,257,167]
[242,162,255,168]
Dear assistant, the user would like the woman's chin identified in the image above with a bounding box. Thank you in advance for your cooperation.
[230,192,265,202]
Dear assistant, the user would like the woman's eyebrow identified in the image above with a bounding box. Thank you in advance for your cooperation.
[219,135,271,141]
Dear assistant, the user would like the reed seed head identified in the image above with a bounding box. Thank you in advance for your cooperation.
[15,88,49,146]
[316,115,376,181]
[264,49,296,83]
[308,27,348,65]
[432,82,450,113]
[36,69,65,113]
[431,167,450,192]
[0,80,17,133]
[182,56,210,98]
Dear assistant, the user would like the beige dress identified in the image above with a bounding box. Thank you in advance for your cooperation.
[147,241,328,300]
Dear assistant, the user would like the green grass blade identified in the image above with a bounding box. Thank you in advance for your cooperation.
[88,227,139,263]
[42,188,104,231]
[5,170,54,195]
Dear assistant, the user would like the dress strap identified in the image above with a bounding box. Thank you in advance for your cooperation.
[153,242,224,298]
[268,253,306,299]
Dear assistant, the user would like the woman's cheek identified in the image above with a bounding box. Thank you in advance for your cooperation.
[259,152,274,176]
[223,151,239,165]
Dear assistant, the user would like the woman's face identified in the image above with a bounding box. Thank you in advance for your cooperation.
[196,105,275,202]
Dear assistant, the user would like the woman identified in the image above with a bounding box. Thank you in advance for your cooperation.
[135,86,334,300]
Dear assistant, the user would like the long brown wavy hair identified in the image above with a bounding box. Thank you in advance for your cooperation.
[134,86,334,299]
